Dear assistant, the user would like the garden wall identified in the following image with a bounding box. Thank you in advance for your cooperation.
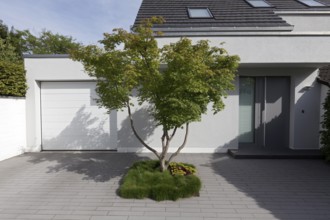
[0,97,26,161]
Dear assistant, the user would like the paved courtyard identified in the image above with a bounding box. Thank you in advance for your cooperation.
[0,153,330,220]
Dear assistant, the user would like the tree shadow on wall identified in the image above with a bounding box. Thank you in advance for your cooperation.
[43,106,111,150]
[117,107,156,151]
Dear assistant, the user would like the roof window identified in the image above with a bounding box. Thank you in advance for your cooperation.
[297,0,326,6]
[187,8,213,18]
[246,0,272,7]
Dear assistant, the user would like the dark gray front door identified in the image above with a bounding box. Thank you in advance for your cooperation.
[239,76,290,149]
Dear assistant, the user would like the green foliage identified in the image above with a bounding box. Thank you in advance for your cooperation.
[72,17,239,168]
[0,38,27,97]
[0,60,27,97]
[0,38,21,63]
[1,20,81,56]
[119,160,201,201]
[71,17,240,131]
[0,20,80,97]
[321,90,330,161]
[168,162,197,176]
[22,30,81,54]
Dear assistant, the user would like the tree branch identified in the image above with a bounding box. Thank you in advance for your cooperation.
[168,123,189,163]
[169,127,178,141]
[127,101,160,159]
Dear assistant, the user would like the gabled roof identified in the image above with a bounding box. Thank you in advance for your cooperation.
[134,0,330,30]
[319,65,330,86]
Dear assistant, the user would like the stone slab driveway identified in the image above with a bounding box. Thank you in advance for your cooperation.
[0,153,330,220]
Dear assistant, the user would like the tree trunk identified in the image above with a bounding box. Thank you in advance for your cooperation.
[159,156,167,172]
[127,101,190,172]
[127,102,160,159]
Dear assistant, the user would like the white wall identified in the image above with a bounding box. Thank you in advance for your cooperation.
[0,97,26,161]
[25,57,239,153]
[25,57,92,152]
[156,36,330,65]
[117,80,239,153]
[279,14,330,32]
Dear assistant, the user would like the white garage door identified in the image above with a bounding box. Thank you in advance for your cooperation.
[41,81,116,150]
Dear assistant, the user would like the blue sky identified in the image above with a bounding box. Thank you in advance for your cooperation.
[0,0,143,45]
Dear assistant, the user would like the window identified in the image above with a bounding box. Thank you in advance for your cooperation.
[239,77,255,143]
[297,0,326,6]
[187,8,213,18]
[246,0,272,7]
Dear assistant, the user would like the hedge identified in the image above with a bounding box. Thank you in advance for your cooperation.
[0,60,27,97]
[321,90,330,161]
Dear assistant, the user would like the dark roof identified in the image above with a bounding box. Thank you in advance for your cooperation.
[319,65,330,86]
[134,0,330,29]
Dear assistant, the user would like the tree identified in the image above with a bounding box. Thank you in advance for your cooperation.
[0,19,80,97]
[21,30,81,54]
[0,20,81,56]
[71,17,240,171]
[321,90,330,161]
[0,38,21,63]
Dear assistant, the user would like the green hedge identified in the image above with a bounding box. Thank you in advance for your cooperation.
[321,90,330,161]
[0,61,27,97]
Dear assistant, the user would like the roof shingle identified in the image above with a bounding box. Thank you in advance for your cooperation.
[134,0,330,29]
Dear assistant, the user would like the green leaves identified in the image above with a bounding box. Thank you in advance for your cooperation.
[321,90,330,161]
[0,38,27,97]
[0,60,27,97]
[71,17,240,130]
[156,38,239,129]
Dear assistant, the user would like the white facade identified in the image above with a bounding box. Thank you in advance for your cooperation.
[0,97,26,161]
[24,12,330,153]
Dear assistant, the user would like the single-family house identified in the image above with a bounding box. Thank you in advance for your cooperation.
[24,0,330,154]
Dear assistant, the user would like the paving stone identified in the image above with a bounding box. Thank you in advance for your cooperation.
[91,216,128,220]
[0,153,330,220]
[53,214,92,220]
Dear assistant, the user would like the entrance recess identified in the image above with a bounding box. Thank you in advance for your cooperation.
[239,77,290,149]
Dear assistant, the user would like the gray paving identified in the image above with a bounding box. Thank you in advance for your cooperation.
[0,153,330,220]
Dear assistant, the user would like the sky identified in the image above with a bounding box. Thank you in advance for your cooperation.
[0,0,143,45]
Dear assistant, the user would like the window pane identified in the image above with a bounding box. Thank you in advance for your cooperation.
[298,0,325,6]
[188,8,212,18]
[247,0,271,7]
[239,77,255,143]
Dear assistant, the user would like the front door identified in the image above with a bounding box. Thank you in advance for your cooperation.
[239,76,290,149]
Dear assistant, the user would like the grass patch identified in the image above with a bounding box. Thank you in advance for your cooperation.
[118,160,201,201]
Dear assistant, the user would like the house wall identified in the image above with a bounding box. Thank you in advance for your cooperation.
[239,67,321,149]
[24,57,92,152]
[156,36,330,65]
[117,80,239,153]
[25,57,239,153]
[278,13,330,32]
[25,57,323,152]
[0,97,26,161]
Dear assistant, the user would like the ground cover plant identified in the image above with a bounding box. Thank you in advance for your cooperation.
[119,160,201,201]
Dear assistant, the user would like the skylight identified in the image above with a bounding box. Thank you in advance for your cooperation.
[246,0,272,7]
[188,8,213,18]
[297,0,326,6]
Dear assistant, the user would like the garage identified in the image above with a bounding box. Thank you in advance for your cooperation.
[41,81,116,150]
